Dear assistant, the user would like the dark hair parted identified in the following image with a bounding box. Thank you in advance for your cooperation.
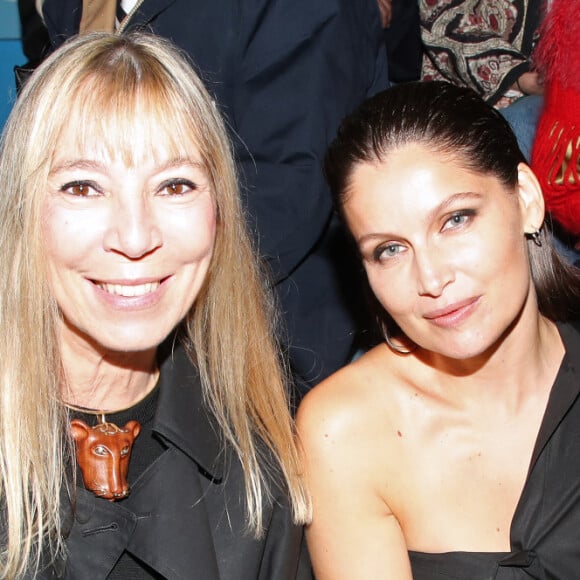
[324,80,580,331]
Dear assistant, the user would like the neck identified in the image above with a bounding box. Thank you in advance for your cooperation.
[418,309,564,412]
[60,330,159,412]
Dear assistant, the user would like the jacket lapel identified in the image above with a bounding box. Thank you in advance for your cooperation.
[153,345,224,482]
[124,448,221,578]
[118,346,225,578]
[60,488,137,579]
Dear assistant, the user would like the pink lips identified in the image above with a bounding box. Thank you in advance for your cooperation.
[423,296,481,328]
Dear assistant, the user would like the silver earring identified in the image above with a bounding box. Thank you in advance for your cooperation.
[527,229,542,247]
[382,324,415,355]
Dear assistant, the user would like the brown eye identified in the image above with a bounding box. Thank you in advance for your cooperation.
[70,184,89,196]
[60,180,99,196]
[160,179,196,196]
[120,446,130,457]
[166,182,186,195]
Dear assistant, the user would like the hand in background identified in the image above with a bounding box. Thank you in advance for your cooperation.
[514,71,545,95]
[377,0,392,28]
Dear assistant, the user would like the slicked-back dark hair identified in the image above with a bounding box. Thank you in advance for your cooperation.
[324,81,580,338]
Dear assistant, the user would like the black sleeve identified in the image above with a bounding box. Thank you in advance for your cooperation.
[40,0,82,49]
[257,496,313,580]
[18,0,50,64]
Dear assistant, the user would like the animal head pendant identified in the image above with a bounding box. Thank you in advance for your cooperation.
[70,419,141,501]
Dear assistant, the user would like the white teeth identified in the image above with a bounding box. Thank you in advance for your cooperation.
[99,282,160,297]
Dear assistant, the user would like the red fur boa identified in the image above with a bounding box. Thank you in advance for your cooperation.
[531,0,580,236]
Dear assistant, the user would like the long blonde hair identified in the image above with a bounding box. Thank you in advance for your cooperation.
[0,32,309,578]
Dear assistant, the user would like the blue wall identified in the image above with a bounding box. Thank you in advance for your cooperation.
[0,1,25,129]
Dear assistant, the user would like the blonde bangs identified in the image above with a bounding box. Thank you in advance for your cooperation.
[57,66,207,171]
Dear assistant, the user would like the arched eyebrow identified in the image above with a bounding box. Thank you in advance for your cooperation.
[356,191,483,245]
[425,191,483,224]
[49,159,106,176]
[154,157,207,173]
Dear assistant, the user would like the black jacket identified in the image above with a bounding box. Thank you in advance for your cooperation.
[41,0,388,389]
[34,347,311,579]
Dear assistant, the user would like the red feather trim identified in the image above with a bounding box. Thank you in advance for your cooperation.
[534,0,580,91]
[532,83,580,236]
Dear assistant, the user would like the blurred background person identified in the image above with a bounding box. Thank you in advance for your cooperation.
[420,0,543,107]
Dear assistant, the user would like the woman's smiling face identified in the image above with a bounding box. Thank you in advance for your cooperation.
[344,144,540,360]
[43,125,216,358]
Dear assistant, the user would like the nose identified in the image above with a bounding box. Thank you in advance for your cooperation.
[103,196,162,259]
[414,246,454,297]
[107,455,128,498]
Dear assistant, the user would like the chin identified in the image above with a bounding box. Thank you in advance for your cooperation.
[421,329,506,363]
[439,346,489,361]
[103,331,173,354]
[60,308,187,360]
[81,323,178,357]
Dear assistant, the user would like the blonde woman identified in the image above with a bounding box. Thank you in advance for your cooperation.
[0,32,310,579]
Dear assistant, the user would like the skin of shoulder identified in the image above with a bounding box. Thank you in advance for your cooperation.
[296,345,414,580]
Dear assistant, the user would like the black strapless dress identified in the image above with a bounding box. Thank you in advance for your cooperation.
[409,321,580,580]
[410,551,527,580]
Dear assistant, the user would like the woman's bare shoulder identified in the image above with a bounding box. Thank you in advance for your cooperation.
[296,344,406,446]
[298,346,415,579]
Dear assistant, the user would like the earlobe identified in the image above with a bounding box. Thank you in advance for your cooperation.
[517,163,545,234]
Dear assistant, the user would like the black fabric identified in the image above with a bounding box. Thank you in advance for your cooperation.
[383,0,422,83]
[69,384,165,579]
[17,0,50,64]
[40,0,388,392]
[109,552,163,580]
[116,2,127,23]
[410,321,580,579]
[13,65,35,93]
[410,551,510,580]
[14,0,50,93]
[32,346,311,579]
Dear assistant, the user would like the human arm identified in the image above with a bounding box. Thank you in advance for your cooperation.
[296,382,413,580]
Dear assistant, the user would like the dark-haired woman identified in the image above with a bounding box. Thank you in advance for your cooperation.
[297,81,580,579]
